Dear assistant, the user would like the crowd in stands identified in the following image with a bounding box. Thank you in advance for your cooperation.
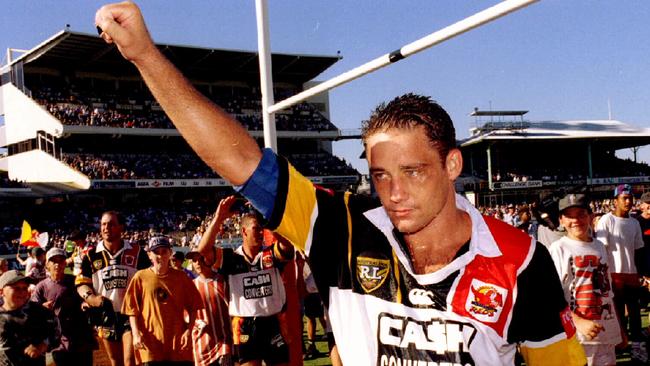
[31,80,338,132]
[61,152,358,180]
[0,172,28,189]
[62,153,218,180]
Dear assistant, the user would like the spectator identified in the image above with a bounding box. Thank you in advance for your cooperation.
[31,248,97,366]
[549,194,621,366]
[186,249,233,366]
[0,270,60,366]
[16,247,46,283]
[122,236,203,365]
[170,251,196,279]
[503,204,517,226]
[65,230,93,277]
[0,259,9,276]
[595,184,647,363]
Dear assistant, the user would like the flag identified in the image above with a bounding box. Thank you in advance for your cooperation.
[20,220,48,248]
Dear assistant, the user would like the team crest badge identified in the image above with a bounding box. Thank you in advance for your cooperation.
[465,279,507,323]
[356,256,390,293]
[93,259,103,270]
[261,252,274,269]
[124,255,134,266]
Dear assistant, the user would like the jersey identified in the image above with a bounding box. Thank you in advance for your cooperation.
[595,212,644,274]
[218,246,287,317]
[237,148,586,366]
[192,274,232,366]
[548,236,621,345]
[75,240,150,312]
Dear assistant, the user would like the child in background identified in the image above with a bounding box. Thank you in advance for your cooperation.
[31,248,97,366]
[549,194,621,366]
[186,249,233,366]
[0,270,59,366]
[122,236,203,365]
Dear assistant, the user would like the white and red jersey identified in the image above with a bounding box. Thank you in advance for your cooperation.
[237,149,586,366]
[192,274,232,366]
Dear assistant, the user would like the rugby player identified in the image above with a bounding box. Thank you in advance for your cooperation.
[75,211,150,366]
[95,2,586,365]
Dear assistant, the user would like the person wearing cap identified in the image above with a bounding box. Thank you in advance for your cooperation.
[31,248,97,366]
[122,236,203,365]
[186,249,233,366]
[549,194,621,366]
[65,230,93,277]
[0,270,59,366]
[74,210,151,366]
[595,184,647,362]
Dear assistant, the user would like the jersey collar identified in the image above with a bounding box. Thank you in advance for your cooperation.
[363,194,502,283]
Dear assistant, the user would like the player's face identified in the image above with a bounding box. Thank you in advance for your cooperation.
[560,207,592,241]
[366,126,461,235]
[46,256,66,280]
[1,281,30,310]
[242,218,264,250]
[101,213,123,243]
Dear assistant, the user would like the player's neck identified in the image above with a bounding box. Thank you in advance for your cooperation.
[242,243,260,261]
[104,239,122,254]
[404,208,471,274]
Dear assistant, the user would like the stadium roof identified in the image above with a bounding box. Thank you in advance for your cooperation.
[461,119,650,151]
[10,30,341,84]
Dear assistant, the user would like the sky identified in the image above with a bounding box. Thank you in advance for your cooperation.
[2,1,650,174]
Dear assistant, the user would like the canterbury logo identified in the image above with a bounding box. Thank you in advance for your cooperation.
[408,289,435,306]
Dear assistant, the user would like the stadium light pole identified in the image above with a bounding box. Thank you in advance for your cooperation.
[267,0,540,114]
[255,0,278,152]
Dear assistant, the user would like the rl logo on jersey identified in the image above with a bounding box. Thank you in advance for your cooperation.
[356,256,390,293]
[465,279,507,323]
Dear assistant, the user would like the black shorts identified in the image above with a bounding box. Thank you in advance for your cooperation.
[304,293,324,318]
[232,315,288,365]
[97,311,131,341]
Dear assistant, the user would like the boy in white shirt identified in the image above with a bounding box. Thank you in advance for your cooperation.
[549,194,621,366]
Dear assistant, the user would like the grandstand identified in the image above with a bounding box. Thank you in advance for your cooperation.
[0,30,360,196]
[459,109,650,206]
[0,29,361,248]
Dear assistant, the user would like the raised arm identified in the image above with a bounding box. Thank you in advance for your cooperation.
[197,195,238,266]
[95,2,261,185]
